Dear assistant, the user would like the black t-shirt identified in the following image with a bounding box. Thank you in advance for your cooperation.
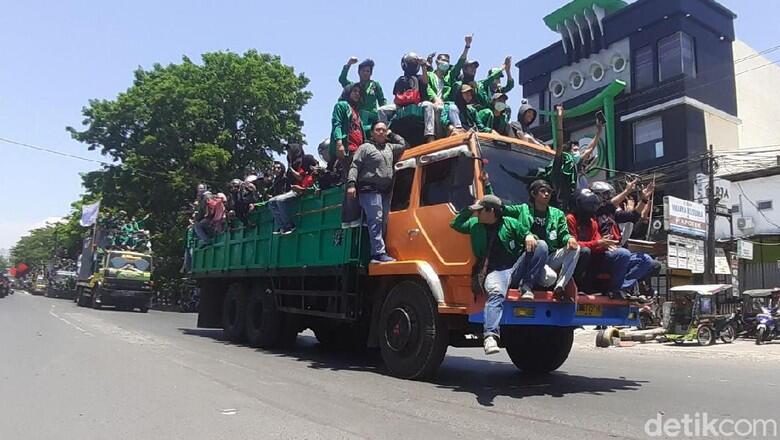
[531,209,547,240]
[485,223,517,272]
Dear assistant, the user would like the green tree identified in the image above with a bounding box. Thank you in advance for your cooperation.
[0,255,9,271]
[67,50,311,282]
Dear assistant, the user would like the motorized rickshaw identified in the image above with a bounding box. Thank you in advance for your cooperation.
[659,284,735,345]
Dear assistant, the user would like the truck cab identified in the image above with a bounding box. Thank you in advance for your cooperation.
[76,250,154,312]
[46,270,78,299]
[193,132,639,379]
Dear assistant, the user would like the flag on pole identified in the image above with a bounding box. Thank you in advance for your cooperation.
[80,201,101,227]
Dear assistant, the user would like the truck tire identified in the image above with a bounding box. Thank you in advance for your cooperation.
[77,289,90,307]
[379,281,448,380]
[222,283,249,342]
[504,326,574,374]
[245,286,288,349]
[91,289,102,310]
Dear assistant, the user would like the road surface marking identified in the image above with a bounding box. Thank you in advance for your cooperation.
[49,305,93,336]
[220,409,238,416]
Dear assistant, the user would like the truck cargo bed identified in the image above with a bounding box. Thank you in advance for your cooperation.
[192,187,369,275]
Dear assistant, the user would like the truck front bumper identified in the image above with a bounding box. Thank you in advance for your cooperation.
[97,289,153,308]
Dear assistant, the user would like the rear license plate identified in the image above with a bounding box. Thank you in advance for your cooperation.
[576,304,603,317]
[513,307,535,318]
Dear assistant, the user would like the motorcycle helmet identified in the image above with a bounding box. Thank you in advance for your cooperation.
[574,188,600,215]
[590,181,616,204]
[401,52,421,75]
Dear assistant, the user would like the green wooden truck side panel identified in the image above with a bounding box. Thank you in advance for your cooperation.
[191,187,369,274]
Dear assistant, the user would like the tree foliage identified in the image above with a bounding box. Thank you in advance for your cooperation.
[10,209,85,271]
[67,50,311,282]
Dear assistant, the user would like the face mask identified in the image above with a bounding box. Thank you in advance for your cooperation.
[494,102,507,112]
[437,62,450,72]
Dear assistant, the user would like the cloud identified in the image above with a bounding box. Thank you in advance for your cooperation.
[0,217,67,250]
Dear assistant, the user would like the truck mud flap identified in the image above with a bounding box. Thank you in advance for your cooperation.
[197,285,224,328]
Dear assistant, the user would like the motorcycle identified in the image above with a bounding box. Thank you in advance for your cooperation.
[714,309,744,344]
[755,306,779,345]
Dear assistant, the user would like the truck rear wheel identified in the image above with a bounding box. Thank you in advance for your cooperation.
[379,281,448,380]
[222,283,248,342]
[504,326,574,374]
[245,286,293,349]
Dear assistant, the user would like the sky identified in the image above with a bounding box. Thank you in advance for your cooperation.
[0,0,778,251]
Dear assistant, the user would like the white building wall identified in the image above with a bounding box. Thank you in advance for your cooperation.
[716,173,780,239]
[733,40,780,150]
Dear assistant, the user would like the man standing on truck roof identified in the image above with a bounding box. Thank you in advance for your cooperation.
[503,179,581,298]
[347,121,407,263]
[339,57,386,133]
[450,194,531,355]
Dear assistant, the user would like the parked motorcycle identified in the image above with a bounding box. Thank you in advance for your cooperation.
[715,310,744,344]
[755,306,779,345]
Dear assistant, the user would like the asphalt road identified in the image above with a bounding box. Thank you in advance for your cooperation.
[1,291,777,440]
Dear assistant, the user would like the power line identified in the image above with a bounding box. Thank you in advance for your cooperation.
[733,43,780,64]
[735,58,780,76]
[0,136,109,165]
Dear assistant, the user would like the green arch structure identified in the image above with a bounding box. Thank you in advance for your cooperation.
[544,79,626,178]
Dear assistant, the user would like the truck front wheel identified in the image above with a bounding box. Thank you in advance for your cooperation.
[222,283,248,342]
[503,326,574,374]
[77,288,90,307]
[379,281,448,380]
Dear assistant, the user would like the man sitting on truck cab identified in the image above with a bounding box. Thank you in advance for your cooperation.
[338,57,386,132]
[450,194,533,355]
[503,180,581,297]
[267,143,318,235]
[347,121,408,263]
[377,53,436,143]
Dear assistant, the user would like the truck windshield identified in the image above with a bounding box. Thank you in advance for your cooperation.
[479,141,551,205]
[108,254,152,272]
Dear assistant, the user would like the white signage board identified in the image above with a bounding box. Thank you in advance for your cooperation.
[693,174,732,206]
[667,234,705,273]
[737,240,754,260]
[664,196,707,238]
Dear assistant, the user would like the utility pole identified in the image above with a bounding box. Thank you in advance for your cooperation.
[705,144,717,283]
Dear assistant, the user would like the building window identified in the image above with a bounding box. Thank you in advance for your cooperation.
[549,79,565,98]
[633,116,664,162]
[570,71,584,89]
[612,53,627,73]
[634,45,654,89]
[731,204,740,214]
[757,200,773,211]
[591,62,605,81]
[658,31,696,82]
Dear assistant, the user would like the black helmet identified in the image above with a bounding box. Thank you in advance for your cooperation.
[590,181,615,203]
[574,188,600,214]
[401,52,421,74]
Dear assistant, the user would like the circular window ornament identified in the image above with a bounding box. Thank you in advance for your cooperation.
[549,79,565,97]
[590,62,605,81]
[612,53,627,73]
[570,71,584,90]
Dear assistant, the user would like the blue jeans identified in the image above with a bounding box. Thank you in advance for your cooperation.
[193,219,213,243]
[484,255,526,338]
[358,191,390,257]
[510,242,549,291]
[268,190,298,230]
[604,247,631,292]
[623,252,656,290]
